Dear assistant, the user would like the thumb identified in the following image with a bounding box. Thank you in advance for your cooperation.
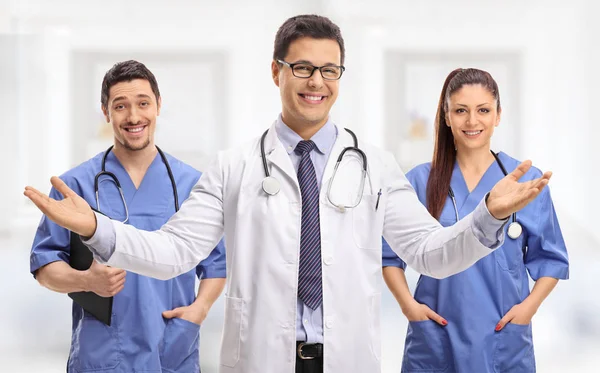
[496,311,514,332]
[426,308,448,326]
[162,307,183,319]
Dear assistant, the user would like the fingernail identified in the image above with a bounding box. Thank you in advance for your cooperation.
[441,320,448,326]
[495,323,502,331]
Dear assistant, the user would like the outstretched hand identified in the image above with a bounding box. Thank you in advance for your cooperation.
[486,160,552,220]
[24,176,97,237]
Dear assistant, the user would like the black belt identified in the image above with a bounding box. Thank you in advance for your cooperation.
[296,342,323,360]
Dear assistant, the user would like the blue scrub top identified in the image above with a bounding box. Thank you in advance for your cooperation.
[383,152,569,373]
[30,150,226,373]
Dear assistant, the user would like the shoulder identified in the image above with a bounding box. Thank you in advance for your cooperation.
[179,137,260,189]
[215,136,262,171]
[497,152,543,181]
[57,152,105,194]
[162,152,201,179]
[497,152,552,207]
[406,162,432,181]
[361,142,395,168]
[404,162,431,195]
[158,152,205,195]
[360,142,428,178]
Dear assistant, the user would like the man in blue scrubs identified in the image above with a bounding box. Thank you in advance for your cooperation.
[29,60,226,373]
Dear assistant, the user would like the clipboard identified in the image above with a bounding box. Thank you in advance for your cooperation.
[67,220,113,326]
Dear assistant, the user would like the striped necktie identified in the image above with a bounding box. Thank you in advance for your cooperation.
[295,140,323,310]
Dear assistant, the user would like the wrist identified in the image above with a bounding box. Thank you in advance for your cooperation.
[79,269,92,292]
[82,212,98,239]
[191,298,210,314]
[521,297,541,313]
[399,298,419,315]
[485,193,508,220]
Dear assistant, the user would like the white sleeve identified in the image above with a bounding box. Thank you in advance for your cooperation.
[382,152,506,279]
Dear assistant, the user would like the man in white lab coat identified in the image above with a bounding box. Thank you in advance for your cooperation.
[25,14,552,373]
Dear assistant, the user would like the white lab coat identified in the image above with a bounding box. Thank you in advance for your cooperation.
[94,123,502,373]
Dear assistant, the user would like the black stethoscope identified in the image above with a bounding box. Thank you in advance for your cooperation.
[259,128,370,211]
[448,150,523,239]
[94,145,179,223]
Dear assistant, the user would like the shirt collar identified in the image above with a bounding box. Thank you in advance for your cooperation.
[275,113,337,155]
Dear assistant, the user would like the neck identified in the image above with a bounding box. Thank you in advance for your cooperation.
[112,142,158,176]
[455,145,495,173]
[281,113,328,140]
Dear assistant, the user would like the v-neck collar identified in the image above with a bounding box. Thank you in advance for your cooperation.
[104,150,163,202]
[451,156,505,215]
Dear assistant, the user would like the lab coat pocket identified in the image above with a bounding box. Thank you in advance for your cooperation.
[71,312,121,372]
[159,318,200,372]
[353,195,383,249]
[401,320,450,373]
[493,323,535,372]
[220,296,244,368]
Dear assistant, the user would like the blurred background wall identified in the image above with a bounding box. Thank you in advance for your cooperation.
[0,0,598,371]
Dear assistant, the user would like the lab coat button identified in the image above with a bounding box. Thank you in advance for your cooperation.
[325,317,334,328]
[323,256,334,265]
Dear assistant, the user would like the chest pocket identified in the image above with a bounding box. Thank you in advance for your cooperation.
[495,226,527,272]
[352,193,385,250]
[326,154,384,250]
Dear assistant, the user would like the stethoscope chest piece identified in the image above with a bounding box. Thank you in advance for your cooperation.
[262,176,280,196]
[507,221,523,240]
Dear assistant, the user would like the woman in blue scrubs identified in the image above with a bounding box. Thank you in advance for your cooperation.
[29,60,226,373]
[383,68,569,373]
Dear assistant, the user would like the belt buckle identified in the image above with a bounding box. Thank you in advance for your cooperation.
[297,342,315,360]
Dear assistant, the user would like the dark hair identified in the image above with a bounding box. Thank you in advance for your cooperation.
[100,60,160,109]
[273,14,345,65]
[426,68,501,219]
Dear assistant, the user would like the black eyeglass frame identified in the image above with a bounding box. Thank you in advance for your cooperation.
[276,59,346,80]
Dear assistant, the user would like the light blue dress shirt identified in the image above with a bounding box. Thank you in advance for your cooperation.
[274,114,337,344]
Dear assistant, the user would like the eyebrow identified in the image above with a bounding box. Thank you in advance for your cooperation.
[291,59,339,67]
[112,94,153,103]
[456,102,491,108]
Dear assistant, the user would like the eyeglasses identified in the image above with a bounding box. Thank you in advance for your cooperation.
[277,59,345,81]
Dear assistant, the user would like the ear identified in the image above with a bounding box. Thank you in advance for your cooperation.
[445,112,451,127]
[271,60,280,87]
[156,96,162,116]
[101,105,110,123]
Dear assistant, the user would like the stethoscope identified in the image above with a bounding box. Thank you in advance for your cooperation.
[94,145,179,223]
[448,150,523,240]
[260,128,371,211]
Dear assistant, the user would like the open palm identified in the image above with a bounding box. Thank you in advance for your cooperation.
[487,160,552,219]
[24,176,97,237]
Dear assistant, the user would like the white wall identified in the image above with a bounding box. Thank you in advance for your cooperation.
[0,36,19,235]
[583,0,600,243]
